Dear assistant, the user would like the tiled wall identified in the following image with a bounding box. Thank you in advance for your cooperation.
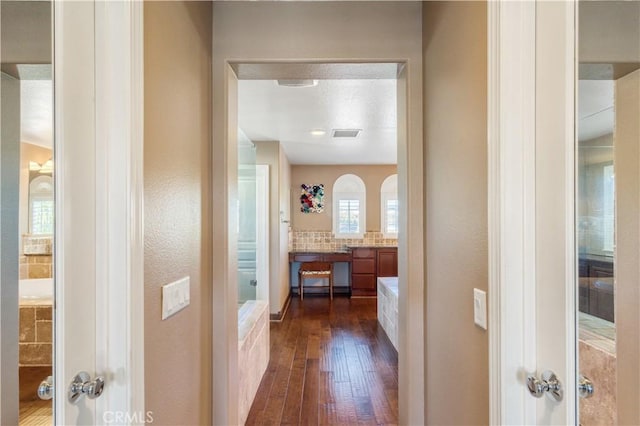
[19,255,53,279]
[579,340,617,425]
[290,230,397,252]
[23,235,53,255]
[19,305,52,366]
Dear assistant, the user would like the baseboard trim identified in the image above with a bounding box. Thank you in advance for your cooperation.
[270,290,292,322]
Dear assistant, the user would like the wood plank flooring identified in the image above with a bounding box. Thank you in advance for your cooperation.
[246,297,398,426]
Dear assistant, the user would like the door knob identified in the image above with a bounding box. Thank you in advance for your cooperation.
[37,376,54,400]
[527,370,563,402]
[578,374,594,398]
[68,371,105,403]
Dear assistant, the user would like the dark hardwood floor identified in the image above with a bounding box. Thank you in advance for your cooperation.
[245,296,398,426]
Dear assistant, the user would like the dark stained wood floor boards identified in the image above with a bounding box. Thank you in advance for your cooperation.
[245,297,398,426]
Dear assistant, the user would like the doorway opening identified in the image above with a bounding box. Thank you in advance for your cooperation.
[230,62,404,424]
[1,1,54,424]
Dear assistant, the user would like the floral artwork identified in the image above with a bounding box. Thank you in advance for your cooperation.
[300,184,324,213]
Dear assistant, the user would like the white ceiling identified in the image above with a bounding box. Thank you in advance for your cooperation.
[578,79,614,142]
[20,79,53,148]
[238,79,397,165]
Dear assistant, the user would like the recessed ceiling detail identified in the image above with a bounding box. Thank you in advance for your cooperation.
[277,79,318,88]
[332,129,361,138]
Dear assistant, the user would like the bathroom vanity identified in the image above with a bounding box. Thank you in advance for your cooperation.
[289,246,398,297]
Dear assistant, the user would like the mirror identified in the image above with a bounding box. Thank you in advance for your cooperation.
[577,1,640,424]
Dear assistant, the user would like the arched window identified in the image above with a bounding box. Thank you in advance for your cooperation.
[29,175,54,235]
[332,174,366,239]
[380,174,398,238]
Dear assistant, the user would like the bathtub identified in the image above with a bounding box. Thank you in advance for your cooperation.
[19,278,53,305]
[377,277,398,351]
[237,300,269,425]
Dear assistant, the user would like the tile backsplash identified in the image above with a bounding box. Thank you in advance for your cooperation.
[23,235,53,255]
[291,230,397,252]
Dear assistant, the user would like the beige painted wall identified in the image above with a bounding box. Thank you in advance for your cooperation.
[143,2,212,425]
[579,1,640,64]
[255,141,291,315]
[290,165,397,232]
[0,72,20,425]
[278,146,291,313]
[423,2,488,424]
[614,68,640,425]
[212,3,424,423]
[19,142,51,252]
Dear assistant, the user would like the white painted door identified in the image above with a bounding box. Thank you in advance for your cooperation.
[489,1,577,424]
[492,1,640,424]
[54,1,144,424]
[54,1,98,423]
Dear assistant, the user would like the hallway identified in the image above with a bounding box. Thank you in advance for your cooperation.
[245,297,398,425]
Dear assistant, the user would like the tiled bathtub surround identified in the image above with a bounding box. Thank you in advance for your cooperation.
[291,230,397,252]
[578,312,617,425]
[19,255,53,279]
[579,340,617,425]
[378,277,399,351]
[238,300,269,425]
[19,305,53,366]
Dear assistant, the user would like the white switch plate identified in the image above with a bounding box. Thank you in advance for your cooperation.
[473,288,487,330]
[162,277,190,320]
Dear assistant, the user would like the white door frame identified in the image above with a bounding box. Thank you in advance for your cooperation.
[54,1,145,423]
[256,164,269,303]
[488,1,577,424]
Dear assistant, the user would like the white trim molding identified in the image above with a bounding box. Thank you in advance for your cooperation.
[94,0,145,423]
[488,1,537,424]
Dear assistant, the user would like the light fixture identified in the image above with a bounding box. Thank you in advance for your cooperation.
[39,159,53,174]
[29,159,53,174]
[310,129,326,136]
[276,79,318,88]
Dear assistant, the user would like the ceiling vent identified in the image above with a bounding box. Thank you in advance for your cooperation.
[332,129,362,138]
[276,79,318,88]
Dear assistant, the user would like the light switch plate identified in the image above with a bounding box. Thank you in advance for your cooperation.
[473,288,487,330]
[162,277,190,320]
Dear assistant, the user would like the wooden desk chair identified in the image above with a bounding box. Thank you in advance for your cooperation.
[298,261,333,300]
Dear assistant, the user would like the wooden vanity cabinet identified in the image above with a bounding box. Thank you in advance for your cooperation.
[377,248,398,277]
[351,247,398,296]
[351,248,377,296]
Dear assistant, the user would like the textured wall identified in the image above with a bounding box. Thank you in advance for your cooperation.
[144,2,212,424]
[614,68,640,426]
[0,70,21,426]
[423,2,489,424]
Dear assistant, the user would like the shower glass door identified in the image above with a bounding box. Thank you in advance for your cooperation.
[237,130,257,304]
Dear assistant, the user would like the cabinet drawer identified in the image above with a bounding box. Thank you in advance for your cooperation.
[293,254,322,262]
[352,248,375,259]
[322,253,351,262]
[352,274,376,290]
[352,258,375,274]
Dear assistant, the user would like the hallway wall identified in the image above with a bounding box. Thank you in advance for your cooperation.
[143,2,212,424]
[423,2,489,424]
